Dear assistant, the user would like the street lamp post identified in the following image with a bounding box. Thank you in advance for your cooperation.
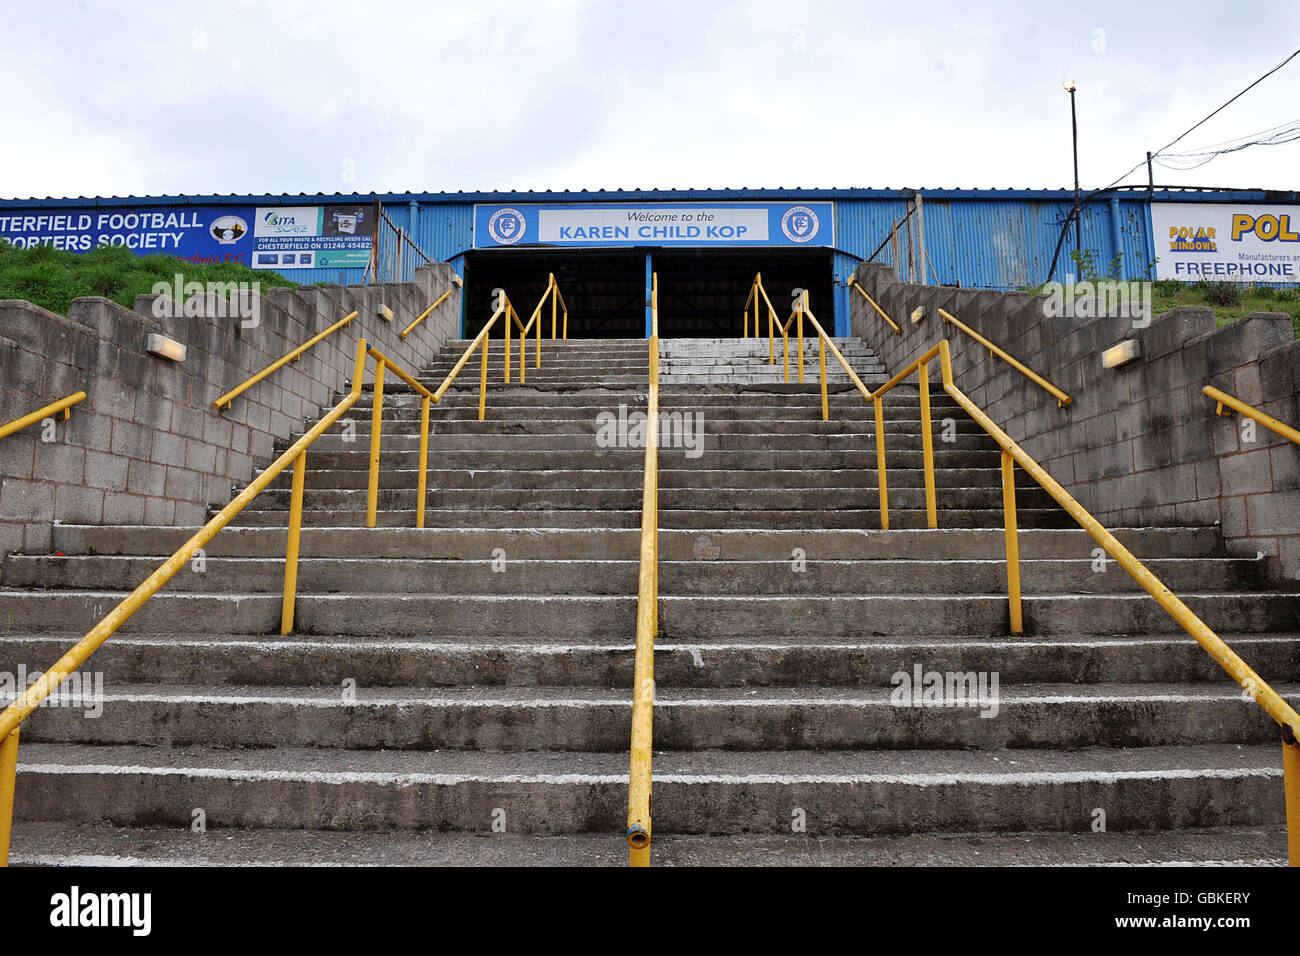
[1064,80,1081,270]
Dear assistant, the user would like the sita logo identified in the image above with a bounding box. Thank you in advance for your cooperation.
[781,205,819,243]
[264,212,295,226]
[1168,225,1217,253]
[488,207,526,244]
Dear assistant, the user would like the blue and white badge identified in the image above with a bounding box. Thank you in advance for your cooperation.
[780,205,820,243]
[488,207,526,245]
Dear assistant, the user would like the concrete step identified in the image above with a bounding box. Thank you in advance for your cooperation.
[329,415,990,437]
[49,525,1223,561]
[3,556,1266,597]
[245,486,1060,514]
[290,432,1000,452]
[6,633,1296,688]
[2,589,1294,637]
[271,452,1003,476]
[11,682,1296,751]
[226,506,1074,530]
[12,743,1285,834]
[263,466,1045,493]
[8,821,1287,866]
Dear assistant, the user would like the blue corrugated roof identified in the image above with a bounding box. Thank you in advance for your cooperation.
[2,185,1296,206]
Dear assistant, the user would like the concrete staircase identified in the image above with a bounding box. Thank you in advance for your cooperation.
[2,336,1297,865]
[660,336,887,385]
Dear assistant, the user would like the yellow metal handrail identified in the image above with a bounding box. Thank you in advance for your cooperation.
[846,277,901,334]
[399,276,463,340]
[1205,386,1300,446]
[214,311,359,410]
[783,331,1300,864]
[743,272,821,384]
[364,348,436,529]
[938,308,1072,408]
[626,272,659,867]
[0,391,86,440]
[0,338,374,866]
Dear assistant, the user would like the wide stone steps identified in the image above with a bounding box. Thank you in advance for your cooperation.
[6,334,1295,866]
[1,589,1295,636]
[10,743,1285,835]
[47,524,1221,560]
[8,682,1297,751]
[2,556,1268,595]
[4,632,1297,688]
[8,822,1289,866]
[242,485,1061,513]
[224,506,1074,530]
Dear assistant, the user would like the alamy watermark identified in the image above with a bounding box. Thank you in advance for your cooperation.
[595,404,705,459]
[890,664,1000,718]
[0,665,104,718]
[151,274,260,329]
[1041,280,1152,327]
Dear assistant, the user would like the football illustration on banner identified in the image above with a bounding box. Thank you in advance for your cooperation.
[209,215,248,244]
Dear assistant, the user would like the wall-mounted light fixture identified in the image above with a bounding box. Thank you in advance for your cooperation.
[1102,339,1141,369]
[145,333,186,362]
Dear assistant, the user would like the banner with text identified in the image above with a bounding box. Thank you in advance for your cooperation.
[0,204,375,272]
[1150,202,1300,283]
[251,205,373,270]
[473,202,835,248]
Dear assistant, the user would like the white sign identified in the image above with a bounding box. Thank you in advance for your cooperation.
[1150,202,1300,283]
[538,206,770,243]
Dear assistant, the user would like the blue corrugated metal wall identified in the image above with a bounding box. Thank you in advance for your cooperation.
[833,195,1154,291]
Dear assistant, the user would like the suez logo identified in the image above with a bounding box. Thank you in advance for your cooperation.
[50,886,151,936]
[1168,212,1300,251]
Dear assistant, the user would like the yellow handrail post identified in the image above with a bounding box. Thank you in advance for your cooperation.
[1001,449,1023,634]
[367,358,385,529]
[819,334,829,421]
[918,360,938,528]
[782,325,790,383]
[504,303,512,383]
[281,450,307,635]
[1284,735,1300,866]
[417,395,431,529]
[551,274,558,339]
[479,334,490,421]
[875,398,889,530]
[0,391,87,440]
[535,294,542,369]
[768,307,775,364]
[0,728,17,867]
[797,294,806,384]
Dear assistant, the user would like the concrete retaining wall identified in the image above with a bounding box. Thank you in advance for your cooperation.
[848,262,1300,579]
[0,264,460,555]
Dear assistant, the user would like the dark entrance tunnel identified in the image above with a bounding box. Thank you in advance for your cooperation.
[462,247,835,339]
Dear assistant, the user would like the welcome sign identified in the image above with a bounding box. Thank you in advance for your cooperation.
[473,202,834,248]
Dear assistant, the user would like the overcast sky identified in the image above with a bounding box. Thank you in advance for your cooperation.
[1,0,1297,199]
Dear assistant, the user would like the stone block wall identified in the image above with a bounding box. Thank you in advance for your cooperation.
[849,261,1300,579]
[0,263,460,555]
